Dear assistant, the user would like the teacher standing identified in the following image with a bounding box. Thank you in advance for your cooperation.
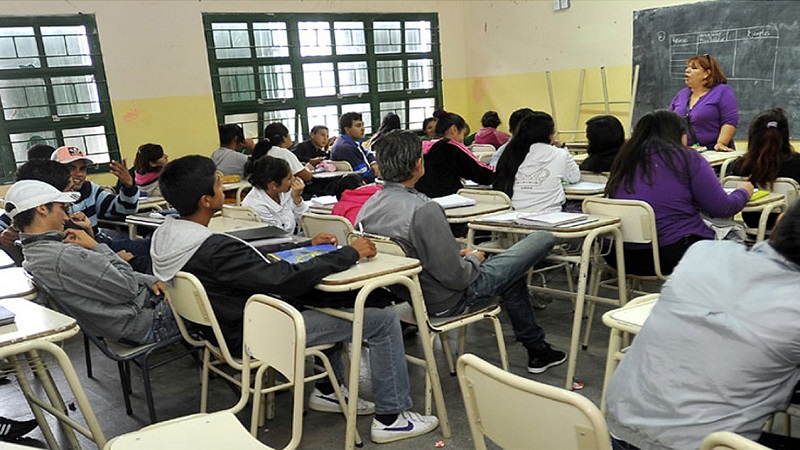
[669,54,738,152]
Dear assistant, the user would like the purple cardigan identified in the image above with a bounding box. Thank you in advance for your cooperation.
[611,149,749,246]
[669,84,738,148]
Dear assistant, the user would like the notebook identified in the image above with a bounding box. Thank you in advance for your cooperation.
[268,244,338,264]
[0,304,16,326]
[433,194,478,209]
[227,225,291,242]
[515,212,589,227]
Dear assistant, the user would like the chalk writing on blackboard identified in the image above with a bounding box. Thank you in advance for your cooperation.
[668,25,779,88]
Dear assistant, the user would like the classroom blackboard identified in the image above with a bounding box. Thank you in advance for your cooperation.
[632,1,800,139]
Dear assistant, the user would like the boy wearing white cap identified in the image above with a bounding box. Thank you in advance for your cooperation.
[5,180,177,344]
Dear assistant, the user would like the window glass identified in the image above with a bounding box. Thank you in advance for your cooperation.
[211,23,251,59]
[224,113,259,139]
[379,101,406,127]
[41,26,92,67]
[259,64,293,99]
[408,59,434,90]
[334,21,365,55]
[218,66,256,102]
[373,21,401,54]
[10,130,57,164]
[63,125,110,164]
[254,22,289,58]
[337,61,368,95]
[409,98,436,129]
[0,27,39,69]
[302,62,335,97]
[0,78,49,120]
[307,105,339,135]
[52,75,101,116]
[298,21,332,57]
[405,21,432,53]
[376,60,404,92]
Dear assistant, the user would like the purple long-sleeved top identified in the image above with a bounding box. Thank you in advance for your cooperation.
[611,150,749,246]
[669,84,738,148]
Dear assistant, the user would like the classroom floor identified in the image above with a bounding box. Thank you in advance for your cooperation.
[0,271,796,449]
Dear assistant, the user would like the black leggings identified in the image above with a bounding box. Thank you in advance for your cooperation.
[605,235,705,276]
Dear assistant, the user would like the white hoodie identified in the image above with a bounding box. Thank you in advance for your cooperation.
[511,142,581,212]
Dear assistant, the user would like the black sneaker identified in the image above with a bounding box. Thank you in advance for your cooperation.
[0,417,38,441]
[527,343,567,374]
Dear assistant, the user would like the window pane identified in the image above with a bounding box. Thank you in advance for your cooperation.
[10,131,57,164]
[302,62,335,97]
[405,21,432,53]
[334,22,365,55]
[52,75,101,116]
[63,125,110,164]
[42,26,92,67]
[380,101,406,127]
[218,66,256,102]
[307,105,339,136]
[409,98,435,129]
[298,22,332,57]
[342,103,372,134]
[337,61,368,95]
[377,60,403,92]
[259,64,293,99]
[408,59,434,90]
[0,27,39,69]
[211,23,252,59]
[224,113,259,139]
[254,22,289,58]
[373,22,401,54]
[263,109,299,143]
[0,78,49,120]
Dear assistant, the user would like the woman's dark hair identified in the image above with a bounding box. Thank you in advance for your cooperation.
[687,54,728,88]
[159,155,217,217]
[327,174,363,200]
[508,108,535,135]
[263,122,290,147]
[737,108,793,189]
[605,110,690,196]
[247,155,291,190]
[422,117,437,129]
[371,113,403,147]
[433,109,467,137]
[770,200,800,266]
[244,140,275,178]
[493,112,555,198]
[481,111,501,128]
[133,143,165,174]
[582,115,625,172]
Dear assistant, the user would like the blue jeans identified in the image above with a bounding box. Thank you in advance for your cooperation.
[451,231,556,350]
[302,307,412,415]
[139,299,181,344]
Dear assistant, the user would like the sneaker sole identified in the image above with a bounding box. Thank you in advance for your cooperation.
[308,398,375,416]
[527,354,567,374]
[370,421,439,444]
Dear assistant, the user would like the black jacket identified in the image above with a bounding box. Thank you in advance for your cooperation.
[415,138,496,198]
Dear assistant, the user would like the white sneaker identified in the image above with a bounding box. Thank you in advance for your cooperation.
[370,411,439,444]
[308,386,375,415]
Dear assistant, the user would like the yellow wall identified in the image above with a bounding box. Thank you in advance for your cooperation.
[0,0,711,185]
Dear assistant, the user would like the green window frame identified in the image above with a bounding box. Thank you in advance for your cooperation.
[202,13,442,143]
[0,14,119,183]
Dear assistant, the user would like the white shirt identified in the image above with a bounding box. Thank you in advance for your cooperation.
[267,146,305,175]
[241,187,309,234]
[512,142,580,212]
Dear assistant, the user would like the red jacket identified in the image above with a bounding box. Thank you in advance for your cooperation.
[332,184,381,225]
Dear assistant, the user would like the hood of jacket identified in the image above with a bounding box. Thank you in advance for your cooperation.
[150,216,213,281]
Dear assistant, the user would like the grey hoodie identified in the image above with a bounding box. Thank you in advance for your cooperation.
[21,230,159,343]
[150,216,213,281]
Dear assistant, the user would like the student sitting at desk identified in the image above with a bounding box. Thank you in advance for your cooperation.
[488,108,535,167]
[151,156,439,444]
[493,112,580,213]
[728,108,800,229]
[606,201,800,450]
[133,143,168,197]
[580,115,624,174]
[605,110,752,275]
[211,124,253,178]
[474,110,510,149]
[415,109,495,198]
[293,125,330,166]
[242,156,308,235]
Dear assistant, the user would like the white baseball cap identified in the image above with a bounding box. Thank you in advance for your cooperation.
[3,180,81,219]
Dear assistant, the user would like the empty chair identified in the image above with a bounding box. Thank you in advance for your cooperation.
[105,294,322,450]
[301,212,354,245]
[457,353,611,450]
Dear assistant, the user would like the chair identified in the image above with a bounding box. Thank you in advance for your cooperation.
[580,171,610,183]
[599,293,658,413]
[457,354,611,450]
[340,231,508,439]
[222,204,260,222]
[165,272,357,442]
[29,274,193,424]
[329,160,353,172]
[580,197,664,349]
[301,212,354,245]
[105,295,322,450]
[469,144,496,153]
[700,431,770,450]
[722,175,797,242]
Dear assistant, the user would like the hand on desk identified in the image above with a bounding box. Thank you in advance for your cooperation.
[350,237,377,260]
[460,248,486,263]
[737,181,755,198]
[311,233,338,246]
